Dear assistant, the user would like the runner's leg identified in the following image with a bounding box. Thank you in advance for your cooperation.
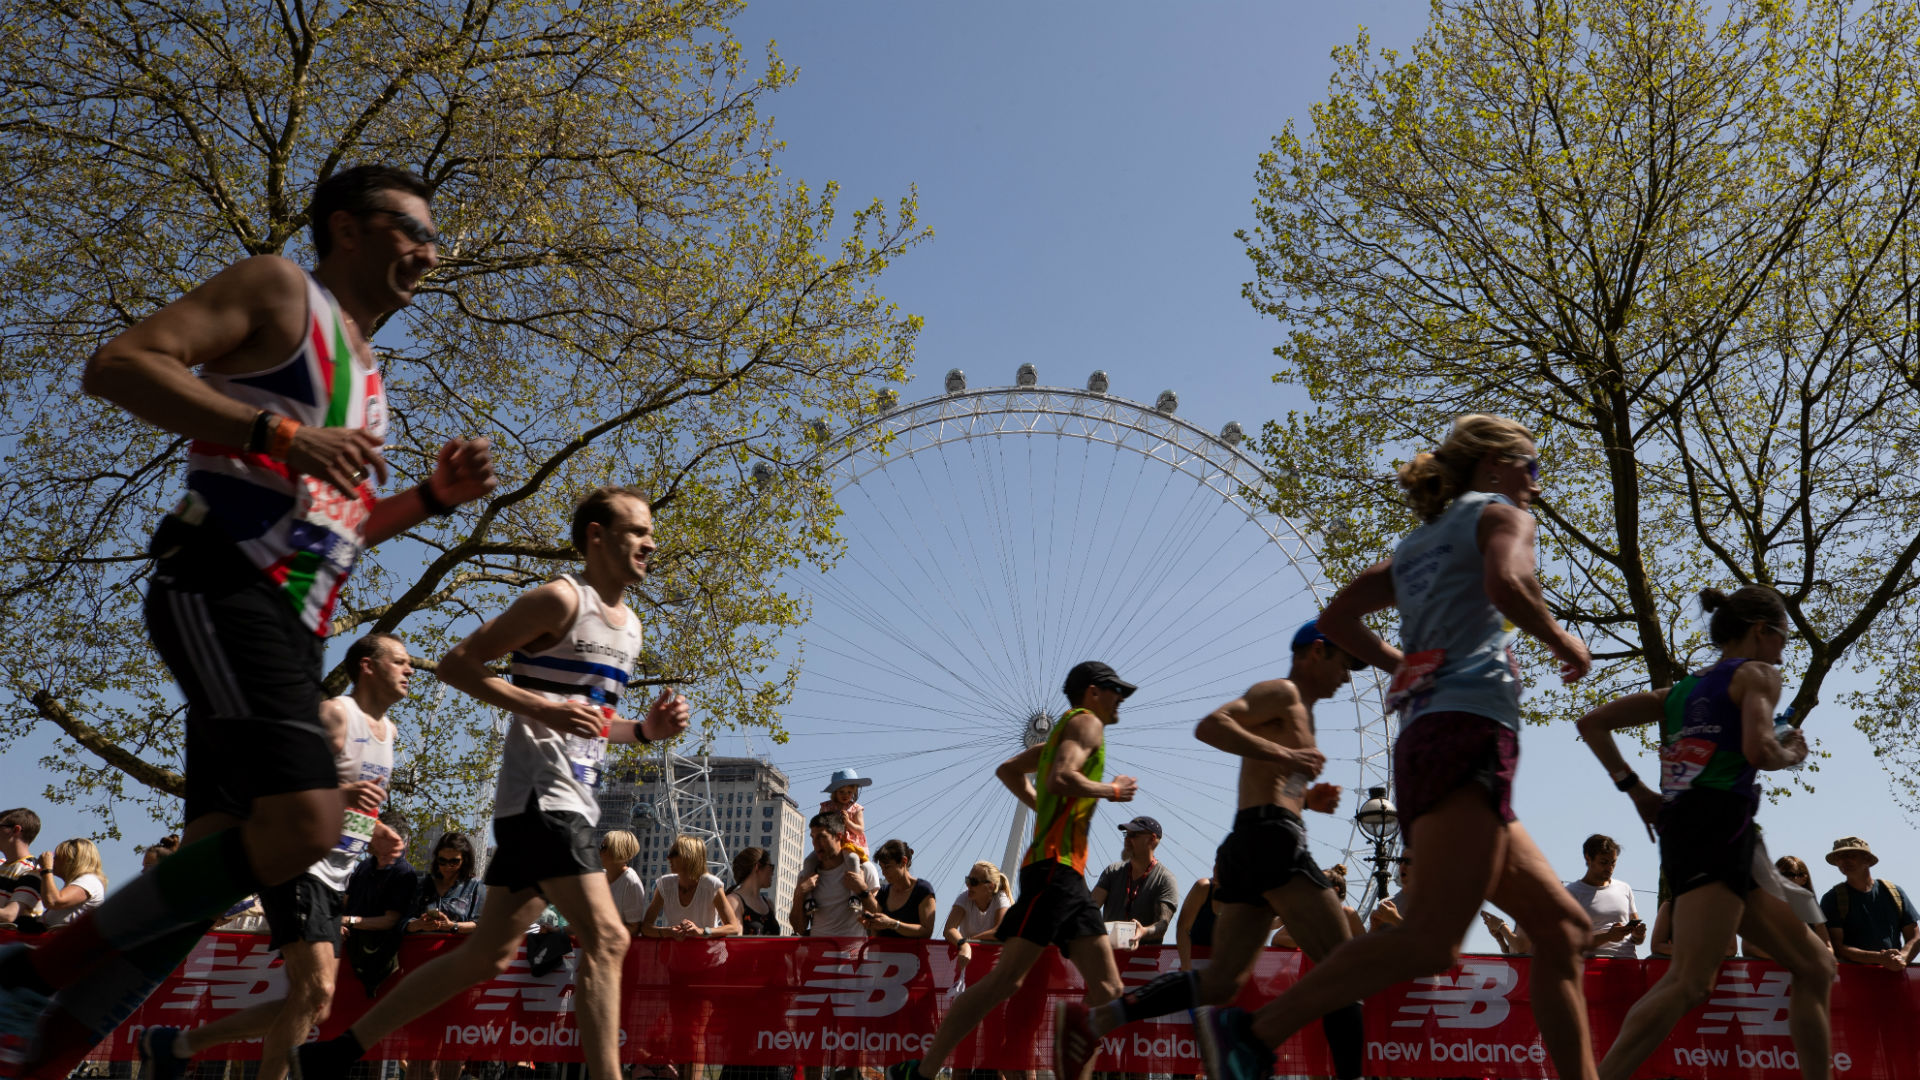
[1268,878,1363,1080]
[1734,887,1835,1080]
[540,872,630,1080]
[916,938,1049,1075]
[1243,785,1503,1048]
[1485,821,1596,1080]
[1595,884,1745,1080]
[1061,935,1124,1007]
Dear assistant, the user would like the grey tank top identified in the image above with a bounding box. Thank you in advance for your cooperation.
[1389,490,1524,731]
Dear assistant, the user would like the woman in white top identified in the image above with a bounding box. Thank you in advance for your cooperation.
[41,838,108,929]
[598,830,649,936]
[942,860,1012,983]
[639,835,741,940]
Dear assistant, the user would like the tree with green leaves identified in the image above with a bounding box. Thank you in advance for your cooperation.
[0,0,926,836]
[1242,0,1920,793]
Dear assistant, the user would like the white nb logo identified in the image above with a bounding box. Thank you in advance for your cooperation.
[161,939,286,1012]
[474,948,577,1014]
[785,948,921,1018]
[1697,965,1793,1035]
[1393,961,1519,1028]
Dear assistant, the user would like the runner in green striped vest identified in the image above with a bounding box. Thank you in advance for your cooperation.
[889,661,1141,1080]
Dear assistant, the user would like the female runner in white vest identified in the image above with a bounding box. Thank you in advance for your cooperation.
[296,486,691,1080]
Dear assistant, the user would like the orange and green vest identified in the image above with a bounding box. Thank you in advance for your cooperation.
[1022,708,1105,873]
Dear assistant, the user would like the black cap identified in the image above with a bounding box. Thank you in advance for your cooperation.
[1118,816,1163,838]
[1064,661,1137,702]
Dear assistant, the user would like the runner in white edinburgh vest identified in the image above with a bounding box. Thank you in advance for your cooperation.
[144,633,410,1080]
[296,486,691,1080]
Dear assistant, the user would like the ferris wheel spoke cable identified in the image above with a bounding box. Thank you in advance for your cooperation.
[1059,459,1203,668]
[871,464,1036,705]
[938,440,1045,700]
[831,481,1032,709]
[1119,555,1295,686]
[810,545,1029,718]
[967,433,1038,684]
[798,597,1018,721]
[1054,441,1160,671]
[1084,485,1248,674]
[1103,527,1286,680]
[1048,435,1128,679]
[900,451,1044,709]
[781,670,1001,729]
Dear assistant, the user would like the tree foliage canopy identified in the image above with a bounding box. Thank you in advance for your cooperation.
[0,0,926,834]
[1244,0,1920,795]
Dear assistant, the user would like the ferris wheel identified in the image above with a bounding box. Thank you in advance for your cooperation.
[745,367,1400,915]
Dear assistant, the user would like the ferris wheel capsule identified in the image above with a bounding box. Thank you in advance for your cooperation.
[1015,363,1038,387]
[945,368,967,393]
[1220,421,1245,447]
[1155,389,1179,415]
[877,388,899,413]
[1087,370,1110,394]
[750,461,775,486]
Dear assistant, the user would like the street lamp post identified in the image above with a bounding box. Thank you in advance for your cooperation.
[1355,785,1400,915]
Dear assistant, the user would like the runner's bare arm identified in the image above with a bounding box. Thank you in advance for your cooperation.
[437,581,603,738]
[1574,689,1667,833]
[1479,501,1590,681]
[995,743,1045,810]
[1318,560,1405,671]
[83,254,390,495]
[614,687,691,745]
[1730,661,1803,770]
[319,695,352,757]
[1048,712,1137,801]
[1195,680,1322,774]
[363,437,498,546]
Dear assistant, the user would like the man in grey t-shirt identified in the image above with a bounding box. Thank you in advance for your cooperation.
[791,811,880,937]
[1090,817,1179,947]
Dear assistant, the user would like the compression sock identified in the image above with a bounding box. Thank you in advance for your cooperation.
[1092,971,1198,1033]
[25,828,258,989]
[22,921,214,1078]
[1322,1001,1365,1080]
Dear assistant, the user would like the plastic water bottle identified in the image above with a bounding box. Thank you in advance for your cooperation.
[565,708,614,788]
[1282,772,1309,801]
[1773,706,1803,770]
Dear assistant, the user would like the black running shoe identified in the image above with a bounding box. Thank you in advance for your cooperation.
[138,1026,191,1080]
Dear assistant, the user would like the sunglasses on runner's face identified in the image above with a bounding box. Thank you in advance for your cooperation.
[1503,452,1541,481]
[371,208,441,247]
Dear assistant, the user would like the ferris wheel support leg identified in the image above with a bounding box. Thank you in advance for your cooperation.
[1002,803,1031,877]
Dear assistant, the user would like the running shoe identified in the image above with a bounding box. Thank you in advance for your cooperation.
[1054,1000,1101,1080]
[883,1060,922,1080]
[0,944,51,1080]
[289,1036,358,1080]
[138,1026,190,1080]
[1192,1006,1270,1080]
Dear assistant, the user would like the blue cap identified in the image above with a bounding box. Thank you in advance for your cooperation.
[1292,618,1365,670]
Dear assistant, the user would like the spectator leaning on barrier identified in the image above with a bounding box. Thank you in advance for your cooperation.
[864,839,936,938]
[1090,816,1178,948]
[141,834,182,873]
[1564,834,1644,958]
[410,831,482,936]
[0,808,44,928]
[790,811,879,938]
[942,860,1011,983]
[1820,836,1918,970]
[727,846,781,936]
[642,835,740,941]
[39,839,108,930]
[597,830,647,936]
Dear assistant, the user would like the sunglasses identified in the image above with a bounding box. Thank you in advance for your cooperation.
[371,208,441,247]
[435,856,463,866]
[1502,451,1541,481]
[964,876,989,887]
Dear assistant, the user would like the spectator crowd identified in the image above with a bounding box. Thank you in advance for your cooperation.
[4,791,1917,1080]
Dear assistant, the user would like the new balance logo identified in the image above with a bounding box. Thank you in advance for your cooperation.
[1392,961,1519,1028]
[1696,965,1793,1036]
[475,949,577,1014]
[160,939,286,1013]
[785,948,921,1018]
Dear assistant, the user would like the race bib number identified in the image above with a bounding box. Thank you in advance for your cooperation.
[1386,648,1446,716]
[1659,737,1715,795]
[567,730,610,789]
[337,809,377,855]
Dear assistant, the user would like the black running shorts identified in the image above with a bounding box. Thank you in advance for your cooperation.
[485,804,600,893]
[1659,788,1761,901]
[995,860,1109,958]
[261,872,347,951]
[1214,804,1331,906]
[144,515,336,822]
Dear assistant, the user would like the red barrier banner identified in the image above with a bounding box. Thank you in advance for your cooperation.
[72,933,1920,1077]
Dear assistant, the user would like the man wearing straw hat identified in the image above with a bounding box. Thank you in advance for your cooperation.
[1818,836,1918,970]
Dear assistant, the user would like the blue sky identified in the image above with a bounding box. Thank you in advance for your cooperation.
[9,1,1912,953]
